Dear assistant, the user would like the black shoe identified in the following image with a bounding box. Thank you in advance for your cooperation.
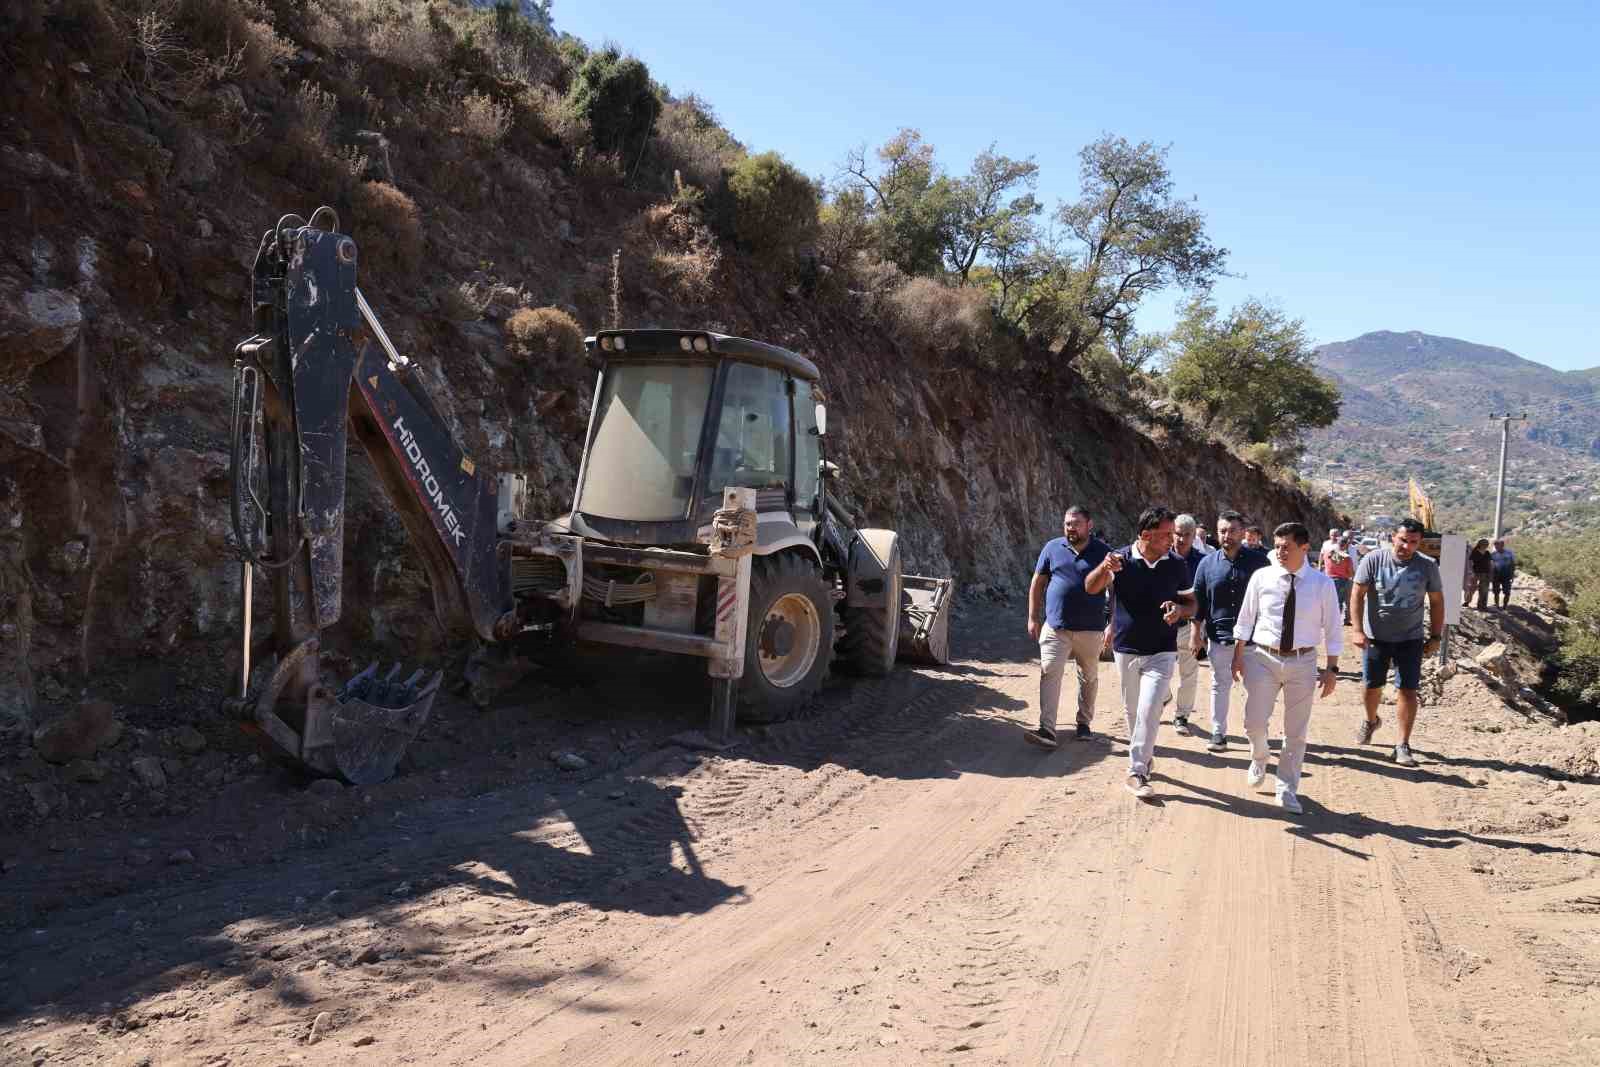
[1075,722,1091,742]
[1024,726,1059,750]
[1172,715,1192,737]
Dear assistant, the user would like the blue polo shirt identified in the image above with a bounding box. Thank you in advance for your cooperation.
[1110,545,1190,655]
[1178,546,1206,587]
[1192,546,1270,643]
[1034,536,1111,631]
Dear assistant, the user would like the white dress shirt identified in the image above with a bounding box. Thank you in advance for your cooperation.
[1233,557,1343,656]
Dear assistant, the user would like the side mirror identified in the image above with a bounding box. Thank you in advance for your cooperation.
[814,402,827,437]
[819,460,840,481]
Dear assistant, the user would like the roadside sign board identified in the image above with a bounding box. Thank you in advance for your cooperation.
[1437,534,1465,626]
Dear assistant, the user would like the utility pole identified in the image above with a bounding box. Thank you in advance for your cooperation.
[1488,412,1528,540]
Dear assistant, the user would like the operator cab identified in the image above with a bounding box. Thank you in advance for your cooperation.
[570,330,826,546]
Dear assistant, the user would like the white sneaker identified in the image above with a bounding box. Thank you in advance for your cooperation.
[1246,762,1266,788]
[1278,789,1303,814]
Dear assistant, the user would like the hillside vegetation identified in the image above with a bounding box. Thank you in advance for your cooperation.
[0,0,1341,740]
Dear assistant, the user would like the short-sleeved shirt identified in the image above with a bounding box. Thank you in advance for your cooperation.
[1109,545,1189,655]
[1354,548,1442,642]
[1320,547,1354,579]
[1178,546,1206,588]
[1193,546,1271,643]
[1491,549,1516,575]
[1034,536,1111,631]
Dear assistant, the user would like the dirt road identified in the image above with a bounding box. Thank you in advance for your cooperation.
[4,617,1598,1065]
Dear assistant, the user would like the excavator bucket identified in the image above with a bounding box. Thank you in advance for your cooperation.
[309,664,443,786]
[897,574,954,666]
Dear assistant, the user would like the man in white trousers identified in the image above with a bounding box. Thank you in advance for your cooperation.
[1230,521,1342,814]
[1086,506,1195,801]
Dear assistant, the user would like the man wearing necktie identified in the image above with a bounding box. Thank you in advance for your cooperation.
[1230,522,1343,814]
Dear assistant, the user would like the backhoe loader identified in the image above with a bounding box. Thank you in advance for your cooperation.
[224,208,952,784]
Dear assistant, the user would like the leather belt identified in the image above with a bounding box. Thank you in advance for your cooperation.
[1247,642,1317,656]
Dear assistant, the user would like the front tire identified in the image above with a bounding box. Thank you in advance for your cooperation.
[738,553,833,722]
[842,538,901,675]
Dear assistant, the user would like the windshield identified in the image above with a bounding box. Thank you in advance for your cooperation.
[577,362,713,521]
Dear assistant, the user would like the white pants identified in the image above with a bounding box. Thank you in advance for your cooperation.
[1206,639,1238,736]
[1240,644,1318,795]
[1173,622,1199,716]
[1038,625,1101,733]
[1115,651,1176,778]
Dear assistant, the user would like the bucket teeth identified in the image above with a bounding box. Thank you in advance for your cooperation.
[329,662,441,785]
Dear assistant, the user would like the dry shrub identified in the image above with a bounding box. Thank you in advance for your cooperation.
[292,82,337,144]
[653,95,743,190]
[521,83,588,148]
[506,307,583,361]
[452,91,513,147]
[363,4,442,71]
[632,203,721,303]
[884,278,1009,361]
[353,180,422,273]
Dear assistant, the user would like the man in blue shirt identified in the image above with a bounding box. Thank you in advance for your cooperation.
[1169,514,1210,737]
[1085,506,1195,800]
[1190,509,1270,752]
[1490,539,1517,608]
[1024,506,1111,749]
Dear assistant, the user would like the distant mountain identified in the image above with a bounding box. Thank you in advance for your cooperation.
[1303,331,1600,536]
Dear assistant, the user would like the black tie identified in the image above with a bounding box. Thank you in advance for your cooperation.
[1279,574,1297,653]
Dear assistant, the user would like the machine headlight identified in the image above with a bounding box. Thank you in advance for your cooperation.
[613,336,626,351]
[599,336,612,351]
[692,336,710,352]
[679,335,693,352]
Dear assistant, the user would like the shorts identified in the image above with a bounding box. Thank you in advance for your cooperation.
[1363,638,1424,691]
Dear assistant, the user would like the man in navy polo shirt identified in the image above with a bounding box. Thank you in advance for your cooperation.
[1085,506,1195,800]
[1190,509,1270,752]
[1024,506,1111,749]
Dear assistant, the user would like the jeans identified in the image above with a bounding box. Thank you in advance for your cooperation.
[1038,625,1101,733]
[1115,651,1176,778]
[1206,639,1239,736]
[1240,644,1318,795]
[1333,578,1352,620]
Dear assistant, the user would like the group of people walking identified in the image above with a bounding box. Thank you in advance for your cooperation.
[1464,537,1517,610]
[1026,507,1444,814]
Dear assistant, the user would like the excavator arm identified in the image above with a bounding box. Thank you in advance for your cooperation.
[227,209,513,782]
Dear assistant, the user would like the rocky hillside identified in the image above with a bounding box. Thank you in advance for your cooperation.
[1304,331,1600,533]
[0,2,1336,743]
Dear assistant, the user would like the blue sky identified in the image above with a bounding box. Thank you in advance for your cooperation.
[557,2,1598,372]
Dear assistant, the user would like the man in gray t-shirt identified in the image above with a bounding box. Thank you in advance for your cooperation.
[1348,520,1444,767]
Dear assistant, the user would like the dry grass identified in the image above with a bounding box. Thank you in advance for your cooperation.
[884,278,1011,362]
[353,180,422,273]
[506,307,584,361]
[632,203,722,303]
[452,92,513,147]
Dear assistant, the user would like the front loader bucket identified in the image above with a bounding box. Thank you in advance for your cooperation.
[307,663,442,785]
[897,574,954,666]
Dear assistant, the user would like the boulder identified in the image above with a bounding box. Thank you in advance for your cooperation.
[65,758,107,783]
[33,699,120,764]
[1474,643,1514,681]
[130,756,167,790]
[172,725,207,755]
[0,285,82,380]
[1537,587,1569,615]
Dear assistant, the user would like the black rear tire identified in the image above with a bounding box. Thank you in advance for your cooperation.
[841,539,901,675]
[737,553,834,722]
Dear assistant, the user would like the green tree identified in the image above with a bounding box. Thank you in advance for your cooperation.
[1164,297,1341,461]
[1013,136,1227,362]
[727,151,820,257]
[842,129,957,276]
[565,46,661,155]
[941,146,1040,284]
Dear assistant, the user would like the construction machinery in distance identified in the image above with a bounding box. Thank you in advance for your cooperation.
[224,208,954,784]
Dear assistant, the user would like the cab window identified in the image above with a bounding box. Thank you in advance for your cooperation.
[707,363,791,494]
